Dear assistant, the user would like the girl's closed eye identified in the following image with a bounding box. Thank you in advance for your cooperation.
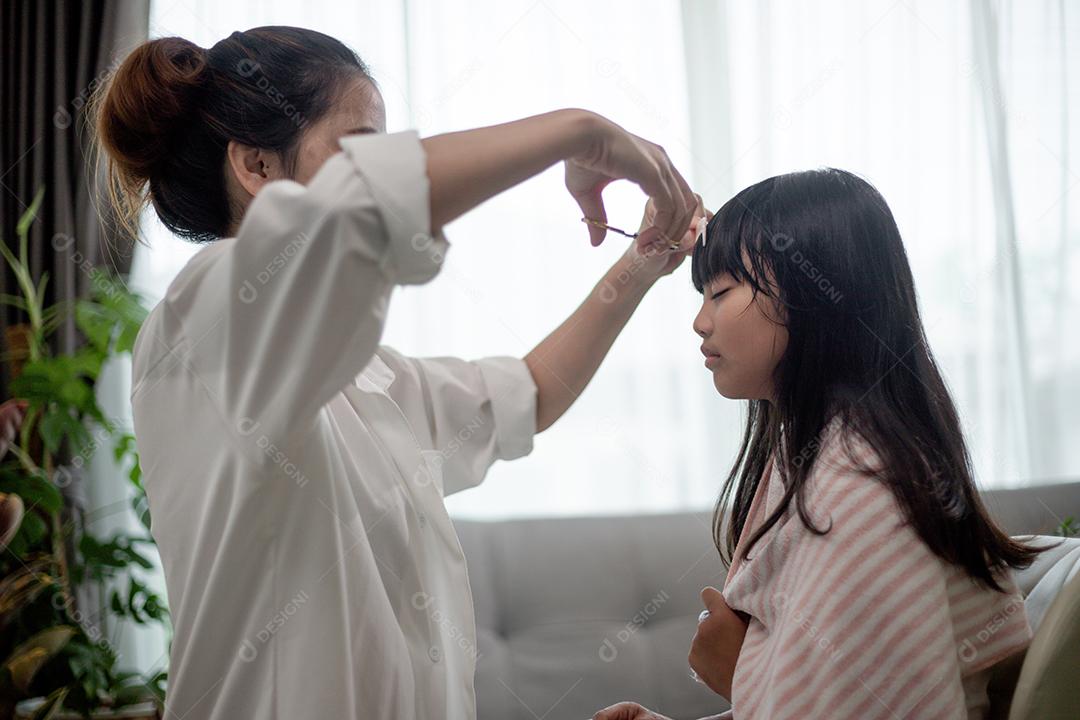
[709,275,736,301]
[711,286,732,301]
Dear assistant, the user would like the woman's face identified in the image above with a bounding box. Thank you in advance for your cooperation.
[693,270,788,400]
[290,74,387,184]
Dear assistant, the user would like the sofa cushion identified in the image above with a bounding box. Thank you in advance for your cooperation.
[1007,567,1080,719]
[456,512,729,720]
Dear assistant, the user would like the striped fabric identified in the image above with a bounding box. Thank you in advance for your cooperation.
[721,419,1032,719]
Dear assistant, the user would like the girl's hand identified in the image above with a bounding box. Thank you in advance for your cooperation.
[566,114,697,249]
[689,586,750,701]
[591,702,673,720]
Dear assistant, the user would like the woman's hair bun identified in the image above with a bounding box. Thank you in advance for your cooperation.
[95,36,209,182]
[92,27,370,244]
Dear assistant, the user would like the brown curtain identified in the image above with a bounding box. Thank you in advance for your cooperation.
[0,0,150,399]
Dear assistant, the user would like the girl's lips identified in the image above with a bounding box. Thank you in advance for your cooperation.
[704,354,722,369]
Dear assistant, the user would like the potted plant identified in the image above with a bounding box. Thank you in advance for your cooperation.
[0,189,168,719]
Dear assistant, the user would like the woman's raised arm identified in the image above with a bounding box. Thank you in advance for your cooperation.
[421,109,697,252]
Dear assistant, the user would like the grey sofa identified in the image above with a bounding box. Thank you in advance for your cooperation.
[454,482,1080,720]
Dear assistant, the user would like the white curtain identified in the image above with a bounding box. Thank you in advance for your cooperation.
[679,0,1078,491]
[125,0,1078,530]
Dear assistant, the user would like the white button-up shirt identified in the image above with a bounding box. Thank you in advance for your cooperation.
[130,131,537,719]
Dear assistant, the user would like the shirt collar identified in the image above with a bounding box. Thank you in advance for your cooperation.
[355,351,396,394]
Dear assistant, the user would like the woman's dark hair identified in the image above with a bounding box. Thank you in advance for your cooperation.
[92,26,373,243]
[692,168,1048,593]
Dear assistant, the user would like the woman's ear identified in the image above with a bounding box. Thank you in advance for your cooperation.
[225,140,285,198]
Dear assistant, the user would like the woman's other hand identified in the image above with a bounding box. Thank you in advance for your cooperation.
[689,586,750,701]
[591,701,673,720]
[0,398,28,460]
[566,113,697,250]
[628,194,709,279]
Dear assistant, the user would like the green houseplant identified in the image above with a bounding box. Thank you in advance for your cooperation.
[0,189,168,719]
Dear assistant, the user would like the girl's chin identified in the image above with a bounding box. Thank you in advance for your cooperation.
[711,373,754,401]
[711,374,737,399]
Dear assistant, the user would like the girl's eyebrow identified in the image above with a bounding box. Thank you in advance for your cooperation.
[709,273,736,289]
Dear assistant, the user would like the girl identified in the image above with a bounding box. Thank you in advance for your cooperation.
[595,169,1042,720]
[95,26,701,720]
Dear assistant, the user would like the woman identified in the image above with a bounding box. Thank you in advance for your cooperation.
[594,169,1043,720]
[94,27,701,720]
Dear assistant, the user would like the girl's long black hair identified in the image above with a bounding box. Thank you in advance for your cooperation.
[692,168,1045,593]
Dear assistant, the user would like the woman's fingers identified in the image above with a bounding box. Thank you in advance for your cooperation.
[566,165,613,246]
[648,181,696,254]
[678,193,707,252]
[656,152,696,242]
[636,168,678,251]
[640,148,688,251]
[637,193,705,257]
[591,702,649,720]
[0,399,27,460]
[665,163,698,242]
[567,117,693,249]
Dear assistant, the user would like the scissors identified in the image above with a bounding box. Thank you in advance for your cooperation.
[581,215,708,251]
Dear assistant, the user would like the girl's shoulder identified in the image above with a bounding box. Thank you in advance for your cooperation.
[795,416,911,535]
[803,416,884,486]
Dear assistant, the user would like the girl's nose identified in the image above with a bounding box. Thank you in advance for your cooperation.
[693,307,710,338]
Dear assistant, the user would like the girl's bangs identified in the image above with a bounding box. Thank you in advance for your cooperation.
[692,194,772,294]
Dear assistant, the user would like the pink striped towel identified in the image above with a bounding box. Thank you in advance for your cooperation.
[721,419,1032,719]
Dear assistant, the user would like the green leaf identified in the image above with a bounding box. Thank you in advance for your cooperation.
[75,302,114,353]
[142,591,167,622]
[4,531,28,557]
[34,271,50,309]
[74,278,148,359]
[38,408,67,455]
[70,347,106,378]
[16,188,45,238]
[0,238,22,278]
[41,299,74,324]
[9,364,54,402]
[113,433,137,463]
[17,509,47,546]
[110,590,124,615]
[56,376,94,411]
[144,669,167,703]
[0,468,62,515]
[130,488,151,532]
[79,534,157,585]
[127,581,144,623]
[130,461,143,488]
[0,293,29,311]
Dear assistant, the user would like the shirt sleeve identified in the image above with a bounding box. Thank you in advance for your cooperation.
[167,130,448,451]
[741,453,969,720]
[377,346,537,496]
